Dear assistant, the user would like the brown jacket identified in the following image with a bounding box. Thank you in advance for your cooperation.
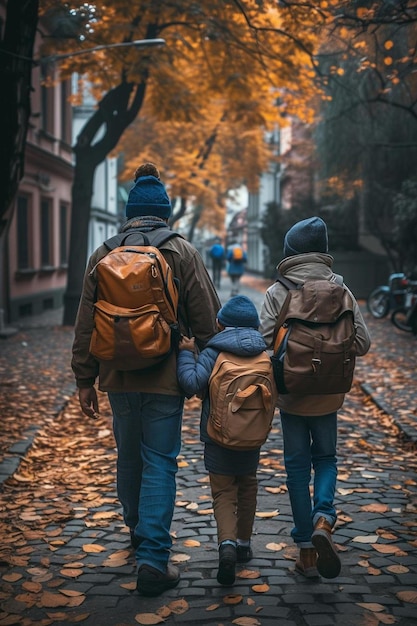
[71,230,221,394]
[259,252,371,416]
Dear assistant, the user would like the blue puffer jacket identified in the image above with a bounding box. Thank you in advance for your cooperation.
[177,327,268,474]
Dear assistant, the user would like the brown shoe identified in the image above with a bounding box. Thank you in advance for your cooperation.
[295,548,319,578]
[311,517,341,579]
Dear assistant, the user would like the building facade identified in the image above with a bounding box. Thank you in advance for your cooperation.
[6,39,74,323]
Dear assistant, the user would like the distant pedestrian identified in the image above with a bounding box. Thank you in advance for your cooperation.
[177,295,273,586]
[260,216,371,579]
[227,243,247,296]
[71,162,220,597]
[209,239,225,288]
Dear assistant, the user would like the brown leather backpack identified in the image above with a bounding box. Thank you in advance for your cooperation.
[271,275,357,395]
[89,228,182,371]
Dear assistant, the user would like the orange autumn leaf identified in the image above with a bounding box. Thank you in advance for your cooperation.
[167,599,189,614]
[251,583,270,593]
[82,544,106,553]
[236,569,261,579]
[396,590,417,603]
[134,613,165,625]
[361,503,389,513]
[223,594,243,605]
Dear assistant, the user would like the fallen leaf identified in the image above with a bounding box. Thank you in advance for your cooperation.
[232,618,261,626]
[265,542,285,551]
[236,569,260,579]
[396,590,417,603]
[134,613,165,625]
[386,565,409,574]
[372,544,402,554]
[2,573,22,583]
[352,535,379,544]
[223,594,243,605]
[356,603,386,613]
[81,544,106,553]
[170,553,190,563]
[120,581,137,590]
[361,503,389,513]
[251,583,269,593]
[255,510,279,518]
[167,599,189,614]
[40,591,70,607]
[206,604,220,611]
[183,539,200,547]
[59,590,84,597]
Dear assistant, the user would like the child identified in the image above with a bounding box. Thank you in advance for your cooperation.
[177,295,272,586]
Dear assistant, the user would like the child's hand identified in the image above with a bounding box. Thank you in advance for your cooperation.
[179,336,196,351]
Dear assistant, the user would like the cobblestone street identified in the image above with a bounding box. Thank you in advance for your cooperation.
[0,273,416,626]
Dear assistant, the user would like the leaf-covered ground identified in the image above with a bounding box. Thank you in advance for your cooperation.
[0,301,416,625]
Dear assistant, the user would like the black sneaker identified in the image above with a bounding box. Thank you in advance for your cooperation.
[236,544,253,563]
[217,543,236,586]
[136,563,180,597]
[130,529,140,550]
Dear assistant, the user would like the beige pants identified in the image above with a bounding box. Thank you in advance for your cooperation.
[209,471,258,544]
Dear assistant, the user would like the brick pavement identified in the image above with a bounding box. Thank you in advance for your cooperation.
[0,272,416,626]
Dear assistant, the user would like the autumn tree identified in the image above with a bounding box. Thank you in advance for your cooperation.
[35,0,325,325]
[118,99,272,242]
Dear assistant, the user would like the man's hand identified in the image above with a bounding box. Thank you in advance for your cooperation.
[179,336,196,352]
[78,387,99,419]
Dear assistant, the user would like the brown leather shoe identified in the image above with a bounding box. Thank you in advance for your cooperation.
[295,548,319,578]
[311,517,341,579]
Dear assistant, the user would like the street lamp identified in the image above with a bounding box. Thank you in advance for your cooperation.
[0,38,166,65]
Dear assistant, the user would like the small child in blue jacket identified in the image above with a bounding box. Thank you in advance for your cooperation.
[177,295,271,586]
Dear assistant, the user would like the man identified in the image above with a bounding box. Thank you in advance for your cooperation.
[209,238,225,288]
[259,216,371,580]
[71,163,220,596]
[226,242,247,296]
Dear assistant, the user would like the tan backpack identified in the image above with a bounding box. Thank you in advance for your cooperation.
[89,229,182,371]
[207,351,278,450]
[271,275,357,395]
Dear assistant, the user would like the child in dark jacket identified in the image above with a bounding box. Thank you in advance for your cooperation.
[177,295,274,586]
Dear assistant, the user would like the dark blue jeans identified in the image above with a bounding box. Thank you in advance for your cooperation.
[280,410,337,547]
[108,392,184,571]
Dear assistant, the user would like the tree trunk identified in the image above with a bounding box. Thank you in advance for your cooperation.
[62,78,148,325]
[62,155,96,325]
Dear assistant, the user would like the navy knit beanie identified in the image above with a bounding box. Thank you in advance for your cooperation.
[283,216,328,257]
[217,295,260,328]
[125,175,172,219]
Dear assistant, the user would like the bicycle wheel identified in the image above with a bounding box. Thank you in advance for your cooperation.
[367,288,389,318]
[391,307,413,332]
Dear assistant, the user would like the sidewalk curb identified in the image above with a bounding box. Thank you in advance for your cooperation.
[361,382,417,444]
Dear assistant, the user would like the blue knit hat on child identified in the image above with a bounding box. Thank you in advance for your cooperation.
[283,216,328,257]
[125,175,172,219]
[217,295,260,328]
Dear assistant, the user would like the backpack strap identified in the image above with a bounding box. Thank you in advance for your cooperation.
[103,227,182,251]
[276,272,344,289]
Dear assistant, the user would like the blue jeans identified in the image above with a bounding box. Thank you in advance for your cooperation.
[108,392,184,571]
[280,410,337,547]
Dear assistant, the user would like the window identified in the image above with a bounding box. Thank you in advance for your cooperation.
[17,195,30,270]
[59,202,68,265]
[41,198,52,267]
[60,79,71,143]
[41,63,54,134]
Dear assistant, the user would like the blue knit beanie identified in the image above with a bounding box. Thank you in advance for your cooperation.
[283,216,328,257]
[217,295,260,328]
[125,175,172,219]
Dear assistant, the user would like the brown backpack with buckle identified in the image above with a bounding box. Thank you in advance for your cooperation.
[89,228,182,371]
[271,275,357,395]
